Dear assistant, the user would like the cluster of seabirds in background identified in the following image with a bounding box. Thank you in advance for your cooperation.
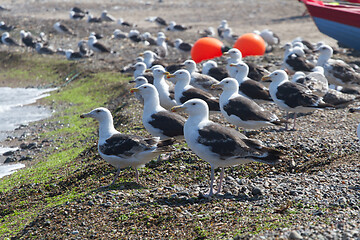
[2,5,360,196]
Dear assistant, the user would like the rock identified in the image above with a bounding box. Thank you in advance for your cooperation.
[19,156,32,161]
[289,230,303,239]
[4,157,16,163]
[252,187,263,196]
[3,151,15,156]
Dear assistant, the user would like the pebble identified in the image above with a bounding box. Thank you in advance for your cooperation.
[289,230,303,239]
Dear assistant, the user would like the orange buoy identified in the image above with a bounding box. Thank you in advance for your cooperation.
[191,37,224,63]
[233,33,266,58]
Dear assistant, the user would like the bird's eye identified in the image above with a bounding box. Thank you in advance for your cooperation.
[225,81,228,83]
[96,110,101,112]
[144,86,147,88]
[274,73,278,75]
[192,103,196,105]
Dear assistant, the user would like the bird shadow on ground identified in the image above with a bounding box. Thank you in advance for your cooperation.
[93,181,145,192]
[148,192,264,207]
[271,15,310,23]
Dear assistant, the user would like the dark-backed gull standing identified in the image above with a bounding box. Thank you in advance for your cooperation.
[262,70,332,130]
[316,44,360,86]
[87,36,111,53]
[230,62,273,104]
[53,22,74,35]
[80,107,174,185]
[171,99,282,196]
[131,84,185,140]
[165,69,220,112]
[213,78,284,130]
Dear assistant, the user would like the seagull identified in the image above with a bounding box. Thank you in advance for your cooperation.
[255,29,280,46]
[90,32,104,40]
[78,40,92,56]
[129,76,148,104]
[223,48,243,78]
[202,60,229,81]
[139,50,159,68]
[183,59,220,96]
[291,68,328,97]
[316,44,360,86]
[141,32,157,45]
[53,22,74,35]
[80,107,175,186]
[87,14,102,23]
[133,62,154,84]
[174,38,192,58]
[65,49,85,61]
[198,27,215,38]
[166,21,189,31]
[223,48,270,82]
[213,78,285,130]
[128,29,142,43]
[149,65,177,110]
[282,45,314,74]
[171,99,282,196]
[70,7,88,14]
[131,84,185,140]
[230,62,273,104]
[165,69,220,112]
[262,70,333,130]
[156,34,168,58]
[223,28,239,46]
[101,10,116,22]
[35,43,56,55]
[217,20,228,39]
[145,16,167,27]
[20,30,36,48]
[112,29,127,39]
[117,18,132,27]
[69,10,86,20]
[87,36,111,53]
[0,21,15,32]
[1,32,19,46]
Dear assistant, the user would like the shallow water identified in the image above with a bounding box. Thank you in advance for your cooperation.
[0,87,56,178]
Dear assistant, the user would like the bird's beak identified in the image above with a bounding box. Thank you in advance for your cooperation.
[229,63,236,67]
[261,76,271,82]
[130,88,139,93]
[171,105,185,112]
[211,83,221,89]
[145,69,152,73]
[139,53,144,56]
[166,74,175,79]
[84,37,89,40]
[80,112,90,118]
[223,52,229,55]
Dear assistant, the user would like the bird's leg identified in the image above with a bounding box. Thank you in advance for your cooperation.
[111,168,121,185]
[292,112,297,130]
[204,167,215,197]
[101,168,121,188]
[135,168,140,184]
[285,111,289,130]
[215,168,225,194]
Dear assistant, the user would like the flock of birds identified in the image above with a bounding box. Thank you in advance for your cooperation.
[2,5,359,197]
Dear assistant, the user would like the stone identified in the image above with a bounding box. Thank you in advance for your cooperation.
[289,230,303,239]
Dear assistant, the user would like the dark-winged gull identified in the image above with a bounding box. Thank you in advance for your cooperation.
[171,99,282,196]
[262,70,333,130]
[165,69,220,112]
[80,107,174,186]
[213,78,285,130]
[131,84,185,140]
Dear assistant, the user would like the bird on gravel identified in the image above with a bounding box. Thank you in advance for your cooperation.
[80,107,175,186]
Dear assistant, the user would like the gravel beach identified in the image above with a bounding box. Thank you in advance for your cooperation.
[0,0,360,239]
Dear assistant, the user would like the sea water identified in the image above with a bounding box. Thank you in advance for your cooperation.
[0,87,57,178]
